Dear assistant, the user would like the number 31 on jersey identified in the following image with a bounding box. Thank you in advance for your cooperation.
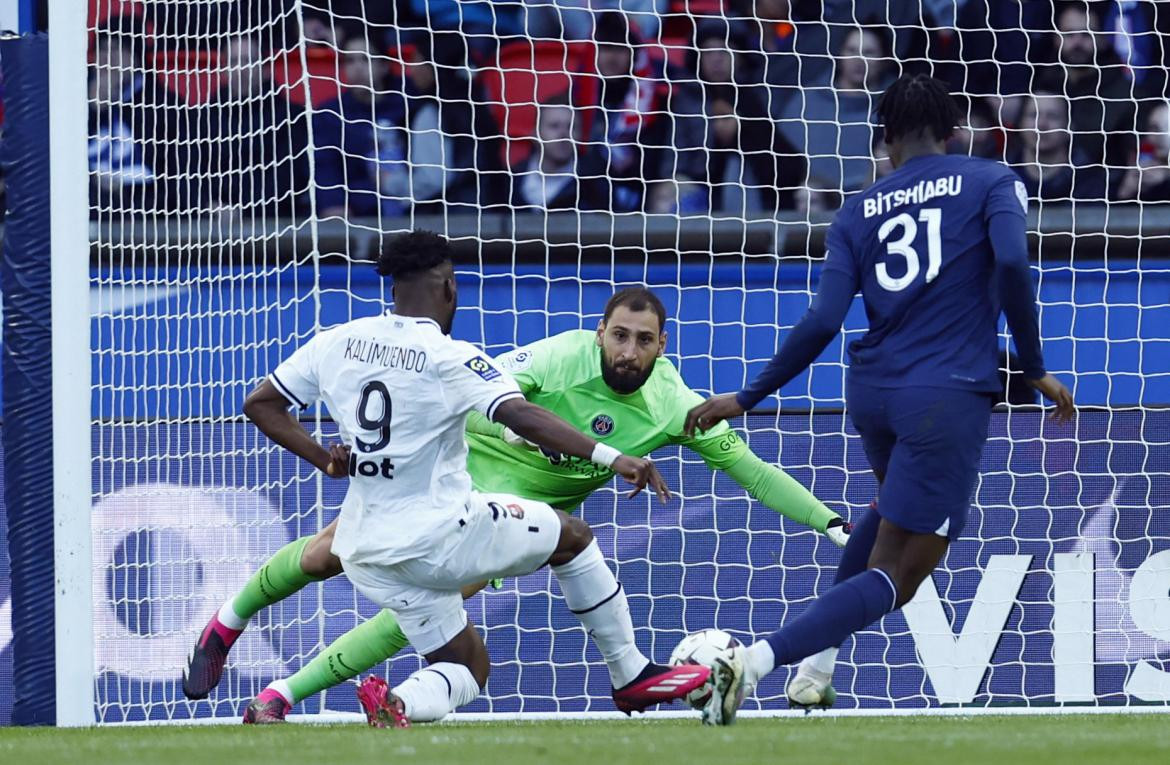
[876,207,942,292]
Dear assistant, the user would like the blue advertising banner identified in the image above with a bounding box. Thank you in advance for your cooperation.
[86,260,1170,425]
[3,410,1167,723]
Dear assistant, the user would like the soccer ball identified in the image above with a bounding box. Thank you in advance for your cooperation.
[668,629,741,709]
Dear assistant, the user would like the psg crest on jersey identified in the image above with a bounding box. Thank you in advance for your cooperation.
[591,414,615,436]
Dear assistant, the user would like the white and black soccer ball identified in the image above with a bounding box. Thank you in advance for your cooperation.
[668,629,741,709]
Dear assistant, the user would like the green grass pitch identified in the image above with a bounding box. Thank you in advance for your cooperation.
[2,715,1167,765]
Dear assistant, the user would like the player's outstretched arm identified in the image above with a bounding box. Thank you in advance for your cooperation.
[988,210,1075,423]
[243,380,349,476]
[721,452,848,546]
[676,410,846,543]
[493,397,671,502]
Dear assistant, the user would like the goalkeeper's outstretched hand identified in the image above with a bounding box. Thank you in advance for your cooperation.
[501,426,540,449]
[613,455,672,503]
[684,393,745,437]
[825,518,851,548]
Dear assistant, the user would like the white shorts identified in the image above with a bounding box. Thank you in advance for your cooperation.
[341,491,562,654]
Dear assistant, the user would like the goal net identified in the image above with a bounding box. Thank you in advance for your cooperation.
[79,1,1170,724]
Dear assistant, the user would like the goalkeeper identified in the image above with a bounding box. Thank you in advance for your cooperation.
[184,287,850,721]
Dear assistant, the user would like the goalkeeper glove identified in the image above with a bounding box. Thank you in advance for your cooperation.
[825,518,851,548]
[502,426,540,450]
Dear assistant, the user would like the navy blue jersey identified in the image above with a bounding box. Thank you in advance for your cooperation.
[824,153,1028,392]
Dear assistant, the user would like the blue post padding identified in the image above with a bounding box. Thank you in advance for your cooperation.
[18,0,37,34]
[0,33,56,726]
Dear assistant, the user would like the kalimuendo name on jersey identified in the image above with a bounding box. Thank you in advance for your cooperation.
[862,175,963,218]
[343,338,427,372]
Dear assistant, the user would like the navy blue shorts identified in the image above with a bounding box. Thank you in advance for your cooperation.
[846,379,993,541]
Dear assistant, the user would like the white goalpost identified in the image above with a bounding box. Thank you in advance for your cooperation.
[49,0,94,728]
[38,1,1170,726]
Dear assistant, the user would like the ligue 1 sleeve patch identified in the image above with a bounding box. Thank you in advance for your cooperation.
[499,349,533,372]
[465,356,502,381]
[1014,180,1028,213]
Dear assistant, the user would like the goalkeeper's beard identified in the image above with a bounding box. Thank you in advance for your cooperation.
[600,354,653,395]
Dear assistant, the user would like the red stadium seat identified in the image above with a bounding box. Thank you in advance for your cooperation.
[668,0,726,18]
[641,36,683,69]
[384,44,419,79]
[272,45,341,107]
[272,43,415,109]
[89,0,145,26]
[154,49,220,105]
[478,40,599,165]
[654,36,690,70]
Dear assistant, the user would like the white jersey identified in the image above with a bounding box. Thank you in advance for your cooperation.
[270,312,523,565]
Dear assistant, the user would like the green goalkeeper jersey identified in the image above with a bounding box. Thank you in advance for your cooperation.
[463,330,838,537]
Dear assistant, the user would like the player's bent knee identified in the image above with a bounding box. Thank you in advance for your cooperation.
[300,527,343,578]
[883,540,949,608]
[545,513,594,567]
[454,652,490,690]
[470,654,490,689]
[560,513,593,553]
[424,623,491,688]
[891,571,929,608]
[891,562,937,608]
[888,575,915,609]
[460,581,489,600]
[867,556,931,608]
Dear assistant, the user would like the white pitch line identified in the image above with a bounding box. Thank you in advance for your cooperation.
[102,704,1170,727]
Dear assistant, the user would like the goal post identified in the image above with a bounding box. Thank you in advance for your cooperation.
[48,0,96,728]
[4,2,1170,726]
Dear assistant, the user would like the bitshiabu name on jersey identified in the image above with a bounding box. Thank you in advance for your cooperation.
[862,175,963,218]
[343,337,428,372]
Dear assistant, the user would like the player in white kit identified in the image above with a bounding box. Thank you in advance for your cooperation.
[241,231,710,725]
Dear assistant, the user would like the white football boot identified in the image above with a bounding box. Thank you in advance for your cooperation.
[785,663,837,710]
[701,645,752,726]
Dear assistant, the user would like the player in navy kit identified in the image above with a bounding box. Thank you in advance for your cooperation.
[684,74,1075,725]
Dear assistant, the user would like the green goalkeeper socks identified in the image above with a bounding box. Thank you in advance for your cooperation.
[285,609,410,703]
[230,535,323,622]
[233,538,412,704]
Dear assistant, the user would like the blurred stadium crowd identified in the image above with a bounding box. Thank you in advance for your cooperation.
[79,1,1170,221]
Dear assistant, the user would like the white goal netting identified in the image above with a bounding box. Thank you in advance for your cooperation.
[86,1,1170,723]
